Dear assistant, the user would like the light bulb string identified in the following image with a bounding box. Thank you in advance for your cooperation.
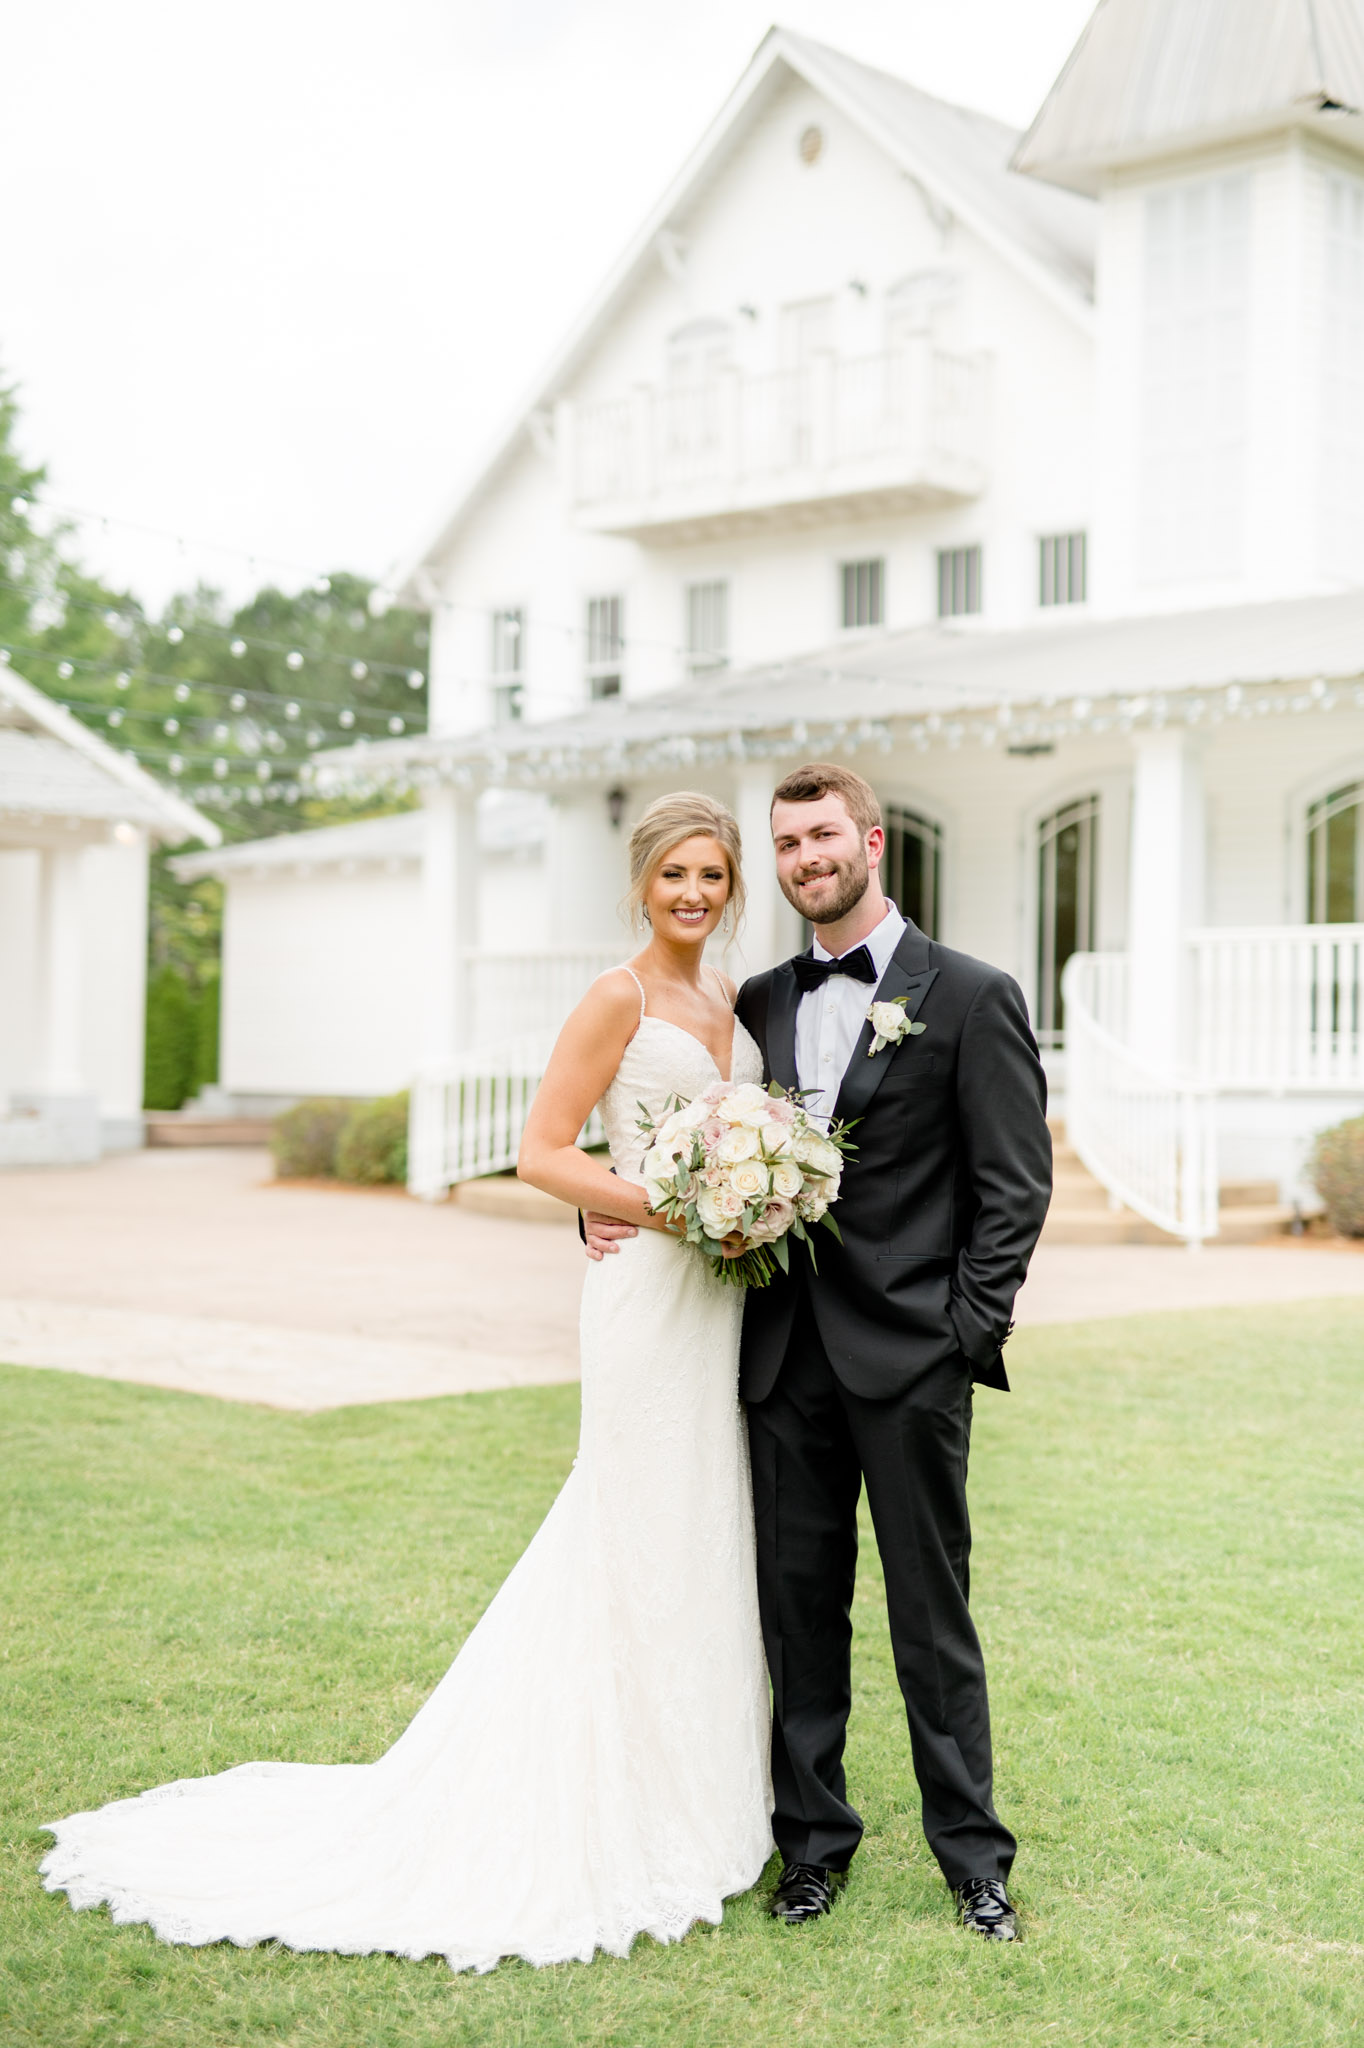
[0,640,421,720]
[11,492,728,668]
[0,573,426,685]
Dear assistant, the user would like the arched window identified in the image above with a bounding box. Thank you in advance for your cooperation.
[884,805,942,939]
[1307,781,1364,922]
[1037,794,1099,1045]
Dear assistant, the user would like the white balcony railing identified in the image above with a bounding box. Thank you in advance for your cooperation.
[570,344,987,533]
[1190,925,1364,1089]
[1063,954,1221,1244]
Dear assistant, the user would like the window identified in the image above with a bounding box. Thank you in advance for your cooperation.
[585,595,623,700]
[685,580,728,674]
[489,607,524,723]
[937,545,981,617]
[1321,174,1364,579]
[1141,174,1250,583]
[1036,794,1099,1046]
[1307,782,1364,922]
[884,805,942,939]
[841,558,884,630]
[1039,532,1087,607]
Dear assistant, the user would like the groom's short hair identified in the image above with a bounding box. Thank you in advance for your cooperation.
[771,763,882,836]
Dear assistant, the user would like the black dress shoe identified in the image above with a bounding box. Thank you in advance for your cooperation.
[770,1862,840,1923]
[954,1876,1019,1940]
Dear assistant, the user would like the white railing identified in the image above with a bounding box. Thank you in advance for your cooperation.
[1190,925,1364,1088]
[461,946,625,1051]
[1063,954,1220,1244]
[409,948,624,1197]
[408,1031,607,1200]
[571,344,987,515]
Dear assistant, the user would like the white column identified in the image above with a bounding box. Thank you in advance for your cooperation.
[419,784,479,1064]
[733,763,784,979]
[1126,731,1205,1073]
[37,846,86,1094]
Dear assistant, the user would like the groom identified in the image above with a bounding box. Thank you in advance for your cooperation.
[588,763,1051,1940]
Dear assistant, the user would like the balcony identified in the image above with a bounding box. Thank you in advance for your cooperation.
[565,342,989,544]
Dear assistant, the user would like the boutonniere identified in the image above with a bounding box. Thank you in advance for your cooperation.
[866,997,927,1057]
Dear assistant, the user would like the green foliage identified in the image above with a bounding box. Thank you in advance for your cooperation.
[1307,1112,1364,1235]
[4,1301,1364,2046]
[195,971,220,1092]
[335,1092,409,1186]
[142,968,199,1111]
[270,1098,353,1179]
[0,369,428,850]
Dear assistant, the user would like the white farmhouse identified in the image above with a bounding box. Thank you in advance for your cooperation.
[190,1,1364,1239]
[0,660,217,1164]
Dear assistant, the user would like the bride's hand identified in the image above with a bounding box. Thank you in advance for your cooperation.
[582,1210,638,1261]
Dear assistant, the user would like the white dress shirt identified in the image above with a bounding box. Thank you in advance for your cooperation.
[795,902,907,1122]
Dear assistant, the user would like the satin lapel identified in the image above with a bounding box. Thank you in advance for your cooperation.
[765,959,801,1092]
[832,923,939,1128]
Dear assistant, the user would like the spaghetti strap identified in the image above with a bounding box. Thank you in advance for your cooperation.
[706,964,732,1008]
[621,965,648,1022]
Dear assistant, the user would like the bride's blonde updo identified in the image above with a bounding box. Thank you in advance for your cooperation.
[625,791,746,932]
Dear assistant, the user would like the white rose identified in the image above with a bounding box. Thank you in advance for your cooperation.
[728,1159,770,1201]
[717,1125,760,1164]
[771,1160,804,1199]
[798,1189,829,1222]
[695,1187,730,1236]
[644,1178,672,1213]
[640,1145,676,1184]
[868,1001,906,1038]
[760,1121,793,1158]
[806,1136,842,1177]
[719,1084,771,1129]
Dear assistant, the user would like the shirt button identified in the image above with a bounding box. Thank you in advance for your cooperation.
[823,1052,832,1063]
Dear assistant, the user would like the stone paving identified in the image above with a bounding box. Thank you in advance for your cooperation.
[0,1148,1360,1410]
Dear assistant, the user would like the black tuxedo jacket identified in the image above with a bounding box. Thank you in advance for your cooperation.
[735,921,1052,1403]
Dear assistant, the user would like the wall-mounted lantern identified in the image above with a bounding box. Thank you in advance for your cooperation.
[606,786,628,829]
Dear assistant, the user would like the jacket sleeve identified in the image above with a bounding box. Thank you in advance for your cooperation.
[948,970,1052,1368]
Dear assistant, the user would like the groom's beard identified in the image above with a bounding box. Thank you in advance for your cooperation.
[779,847,871,926]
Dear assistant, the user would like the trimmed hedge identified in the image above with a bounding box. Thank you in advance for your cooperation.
[143,968,199,1111]
[1307,1114,1364,1237]
[336,1092,409,1186]
[270,1099,353,1180]
[270,1092,410,1185]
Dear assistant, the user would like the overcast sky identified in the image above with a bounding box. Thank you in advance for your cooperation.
[2,0,1095,610]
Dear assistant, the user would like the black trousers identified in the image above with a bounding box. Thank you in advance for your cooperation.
[746,1314,1015,1888]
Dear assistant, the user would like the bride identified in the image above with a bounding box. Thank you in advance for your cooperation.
[41,791,774,1974]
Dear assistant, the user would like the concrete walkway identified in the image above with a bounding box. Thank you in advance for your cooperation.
[0,1148,1360,1410]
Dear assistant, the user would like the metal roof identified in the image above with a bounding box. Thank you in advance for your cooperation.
[311,588,1364,795]
[0,662,220,844]
[1015,0,1364,194]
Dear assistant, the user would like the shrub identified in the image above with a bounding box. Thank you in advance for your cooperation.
[271,1098,352,1179]
[336,1092,409,1186]
[1307,1114,1364,1237]
[195,970,220,1092]
[143,967,198,1110]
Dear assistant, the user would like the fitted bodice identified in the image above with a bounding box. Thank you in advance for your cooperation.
[598,1013,764,1184]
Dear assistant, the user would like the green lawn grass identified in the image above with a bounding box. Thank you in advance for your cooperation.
[3,1299,1363,2048]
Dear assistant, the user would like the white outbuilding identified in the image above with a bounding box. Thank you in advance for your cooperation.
[0,660,218,1165]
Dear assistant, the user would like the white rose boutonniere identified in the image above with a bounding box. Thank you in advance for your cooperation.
[866,996,927,1057]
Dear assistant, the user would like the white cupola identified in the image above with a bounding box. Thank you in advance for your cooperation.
[1016,0,1364,611]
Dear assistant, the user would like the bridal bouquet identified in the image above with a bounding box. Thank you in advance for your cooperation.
[637,1081,854,1289]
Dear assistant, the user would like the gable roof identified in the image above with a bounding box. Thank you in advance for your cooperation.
[400,26,1096,597]
[0,660,219,845]
[1015,0,1364,194]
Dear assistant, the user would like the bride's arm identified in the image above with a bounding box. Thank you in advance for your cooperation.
[517,976,671,1229]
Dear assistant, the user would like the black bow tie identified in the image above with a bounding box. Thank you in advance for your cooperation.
[792,944,878,992]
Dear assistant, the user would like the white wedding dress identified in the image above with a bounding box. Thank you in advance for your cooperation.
[41,990,773,1973]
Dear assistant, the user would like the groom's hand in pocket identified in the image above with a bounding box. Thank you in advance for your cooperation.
[582,1210,638,1260]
